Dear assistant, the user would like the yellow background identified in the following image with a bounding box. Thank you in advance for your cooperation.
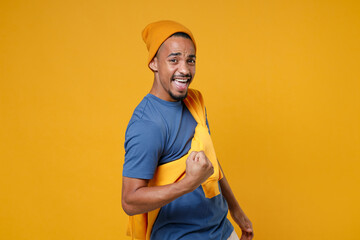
[1,0,359,239]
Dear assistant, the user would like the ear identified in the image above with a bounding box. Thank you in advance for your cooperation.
[149,57,158,72]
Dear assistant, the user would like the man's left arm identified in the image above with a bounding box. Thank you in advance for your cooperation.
[218,162,254,240]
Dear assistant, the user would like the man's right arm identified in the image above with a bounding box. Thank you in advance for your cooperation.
[122,151,214,216]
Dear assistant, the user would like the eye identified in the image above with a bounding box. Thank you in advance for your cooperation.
[187,59,196,64]
[168,58,178,63]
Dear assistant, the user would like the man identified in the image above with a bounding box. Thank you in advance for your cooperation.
[122,20,253,240]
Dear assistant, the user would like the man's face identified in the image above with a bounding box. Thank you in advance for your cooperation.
[150,36,196,102]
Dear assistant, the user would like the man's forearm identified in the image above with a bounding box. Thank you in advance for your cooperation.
[218,163,254,239]
[122,176,197,216]
[219,176,243,212]
[218,162,246,214]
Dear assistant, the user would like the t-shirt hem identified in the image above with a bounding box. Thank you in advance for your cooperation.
[223,222,235,240]
[122,171,153,180]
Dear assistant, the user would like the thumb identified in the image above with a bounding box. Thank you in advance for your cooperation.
[245,225,253,233]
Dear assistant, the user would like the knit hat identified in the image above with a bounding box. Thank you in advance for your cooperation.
[142,20,196,66]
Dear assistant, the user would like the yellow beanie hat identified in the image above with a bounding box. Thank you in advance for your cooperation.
[142,20,196,66]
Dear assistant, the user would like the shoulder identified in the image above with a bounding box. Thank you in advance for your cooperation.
[124,118,165,167]
[126,95,167,143]
[128,95,165,128]
[126,118,163,139]
[129,95,152,121]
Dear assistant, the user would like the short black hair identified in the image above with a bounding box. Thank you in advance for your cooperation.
[170,32,191,39]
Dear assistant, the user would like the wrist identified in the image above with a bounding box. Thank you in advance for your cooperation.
[179,175,200,192]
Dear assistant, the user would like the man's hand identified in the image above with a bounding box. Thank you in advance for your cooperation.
[230,208,254,240]
[184,151,214,189]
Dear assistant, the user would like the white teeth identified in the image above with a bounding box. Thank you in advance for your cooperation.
[174,79,189,83]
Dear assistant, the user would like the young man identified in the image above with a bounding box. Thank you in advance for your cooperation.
[122,20,253,240]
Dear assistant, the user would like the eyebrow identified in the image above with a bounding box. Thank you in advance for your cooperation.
[167,52,196,58]
[167,52,181,57]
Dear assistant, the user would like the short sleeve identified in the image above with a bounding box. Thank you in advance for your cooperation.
[123,120,164,179]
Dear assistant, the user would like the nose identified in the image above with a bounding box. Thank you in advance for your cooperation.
[178,60,190,75]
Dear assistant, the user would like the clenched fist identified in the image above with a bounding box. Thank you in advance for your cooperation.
[184,151,214,190]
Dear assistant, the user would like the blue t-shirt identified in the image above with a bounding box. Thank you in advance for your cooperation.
[123,93,234,240]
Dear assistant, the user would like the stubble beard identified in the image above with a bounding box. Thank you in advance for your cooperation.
[169,89,188,101]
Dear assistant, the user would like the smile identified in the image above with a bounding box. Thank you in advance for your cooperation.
[172,78,190,91]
